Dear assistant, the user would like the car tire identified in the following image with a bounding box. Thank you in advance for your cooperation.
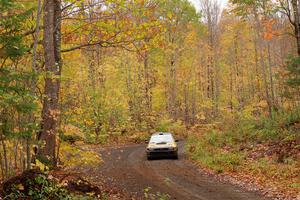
[147,156,152,160]
[173,154,178,160]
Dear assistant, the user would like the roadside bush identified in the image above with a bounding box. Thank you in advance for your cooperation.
[3,169,103,200]
[128,132,149,143]
[186,135,244,173]
[186,108,300,198]
[59,142,102,170]
[202,130,223,147]
[217,107,300,148]
[3,169,71,200]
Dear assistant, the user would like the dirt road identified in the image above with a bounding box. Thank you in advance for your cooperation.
[97,142,270,200]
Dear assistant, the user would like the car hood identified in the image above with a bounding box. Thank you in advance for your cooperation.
[147,142,177,149]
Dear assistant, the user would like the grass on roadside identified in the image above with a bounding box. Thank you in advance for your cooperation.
[186,108,300,197]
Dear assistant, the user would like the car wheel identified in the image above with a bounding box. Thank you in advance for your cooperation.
[147,156,152,160]
[173,154,178,160]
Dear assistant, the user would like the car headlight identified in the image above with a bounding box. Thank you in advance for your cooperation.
[169,147,178,151]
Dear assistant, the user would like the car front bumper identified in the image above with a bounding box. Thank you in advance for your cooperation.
[146,148,178,158]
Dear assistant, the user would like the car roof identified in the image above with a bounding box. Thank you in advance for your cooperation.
[151,132,172,136]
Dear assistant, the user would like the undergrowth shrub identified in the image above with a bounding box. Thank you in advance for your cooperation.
[59,142,102,170]
[187,107,300,174]
[4,173,70,200]
[187,135,245,173]
[221,107,300,146]
[4,171,100,200]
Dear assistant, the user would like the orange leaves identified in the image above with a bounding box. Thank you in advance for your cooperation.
[262,19,280,41]
[264,32,274,40]
[137,0,145,6]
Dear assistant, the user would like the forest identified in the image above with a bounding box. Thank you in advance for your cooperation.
[0,0,299,199]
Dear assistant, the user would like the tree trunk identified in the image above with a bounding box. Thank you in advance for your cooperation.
[14,141,18,170]
[267,42,275,108]
[230,66,234,111]
[254,11,273,117]
[292,0,300,56]
[169,52,178,119]
[38,0,62,166]
[0,152,4,180]
[144,50,152,111]
[184,83,189,126]
[1,138,8,180]
[260,42,273,117]
[26,138,31,169]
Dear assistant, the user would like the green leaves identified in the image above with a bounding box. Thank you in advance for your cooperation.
[0,0,32,59]
[231,0,277,17]
[0,0,14,10]
[286,56,300,88]
[0,68,38,138]
[7,173,72,200]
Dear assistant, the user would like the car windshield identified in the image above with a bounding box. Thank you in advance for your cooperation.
[150,134,173,143]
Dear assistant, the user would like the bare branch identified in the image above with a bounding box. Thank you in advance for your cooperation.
[278,0,295,26]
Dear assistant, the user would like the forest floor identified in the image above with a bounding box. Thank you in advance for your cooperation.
[1,140,298,199]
